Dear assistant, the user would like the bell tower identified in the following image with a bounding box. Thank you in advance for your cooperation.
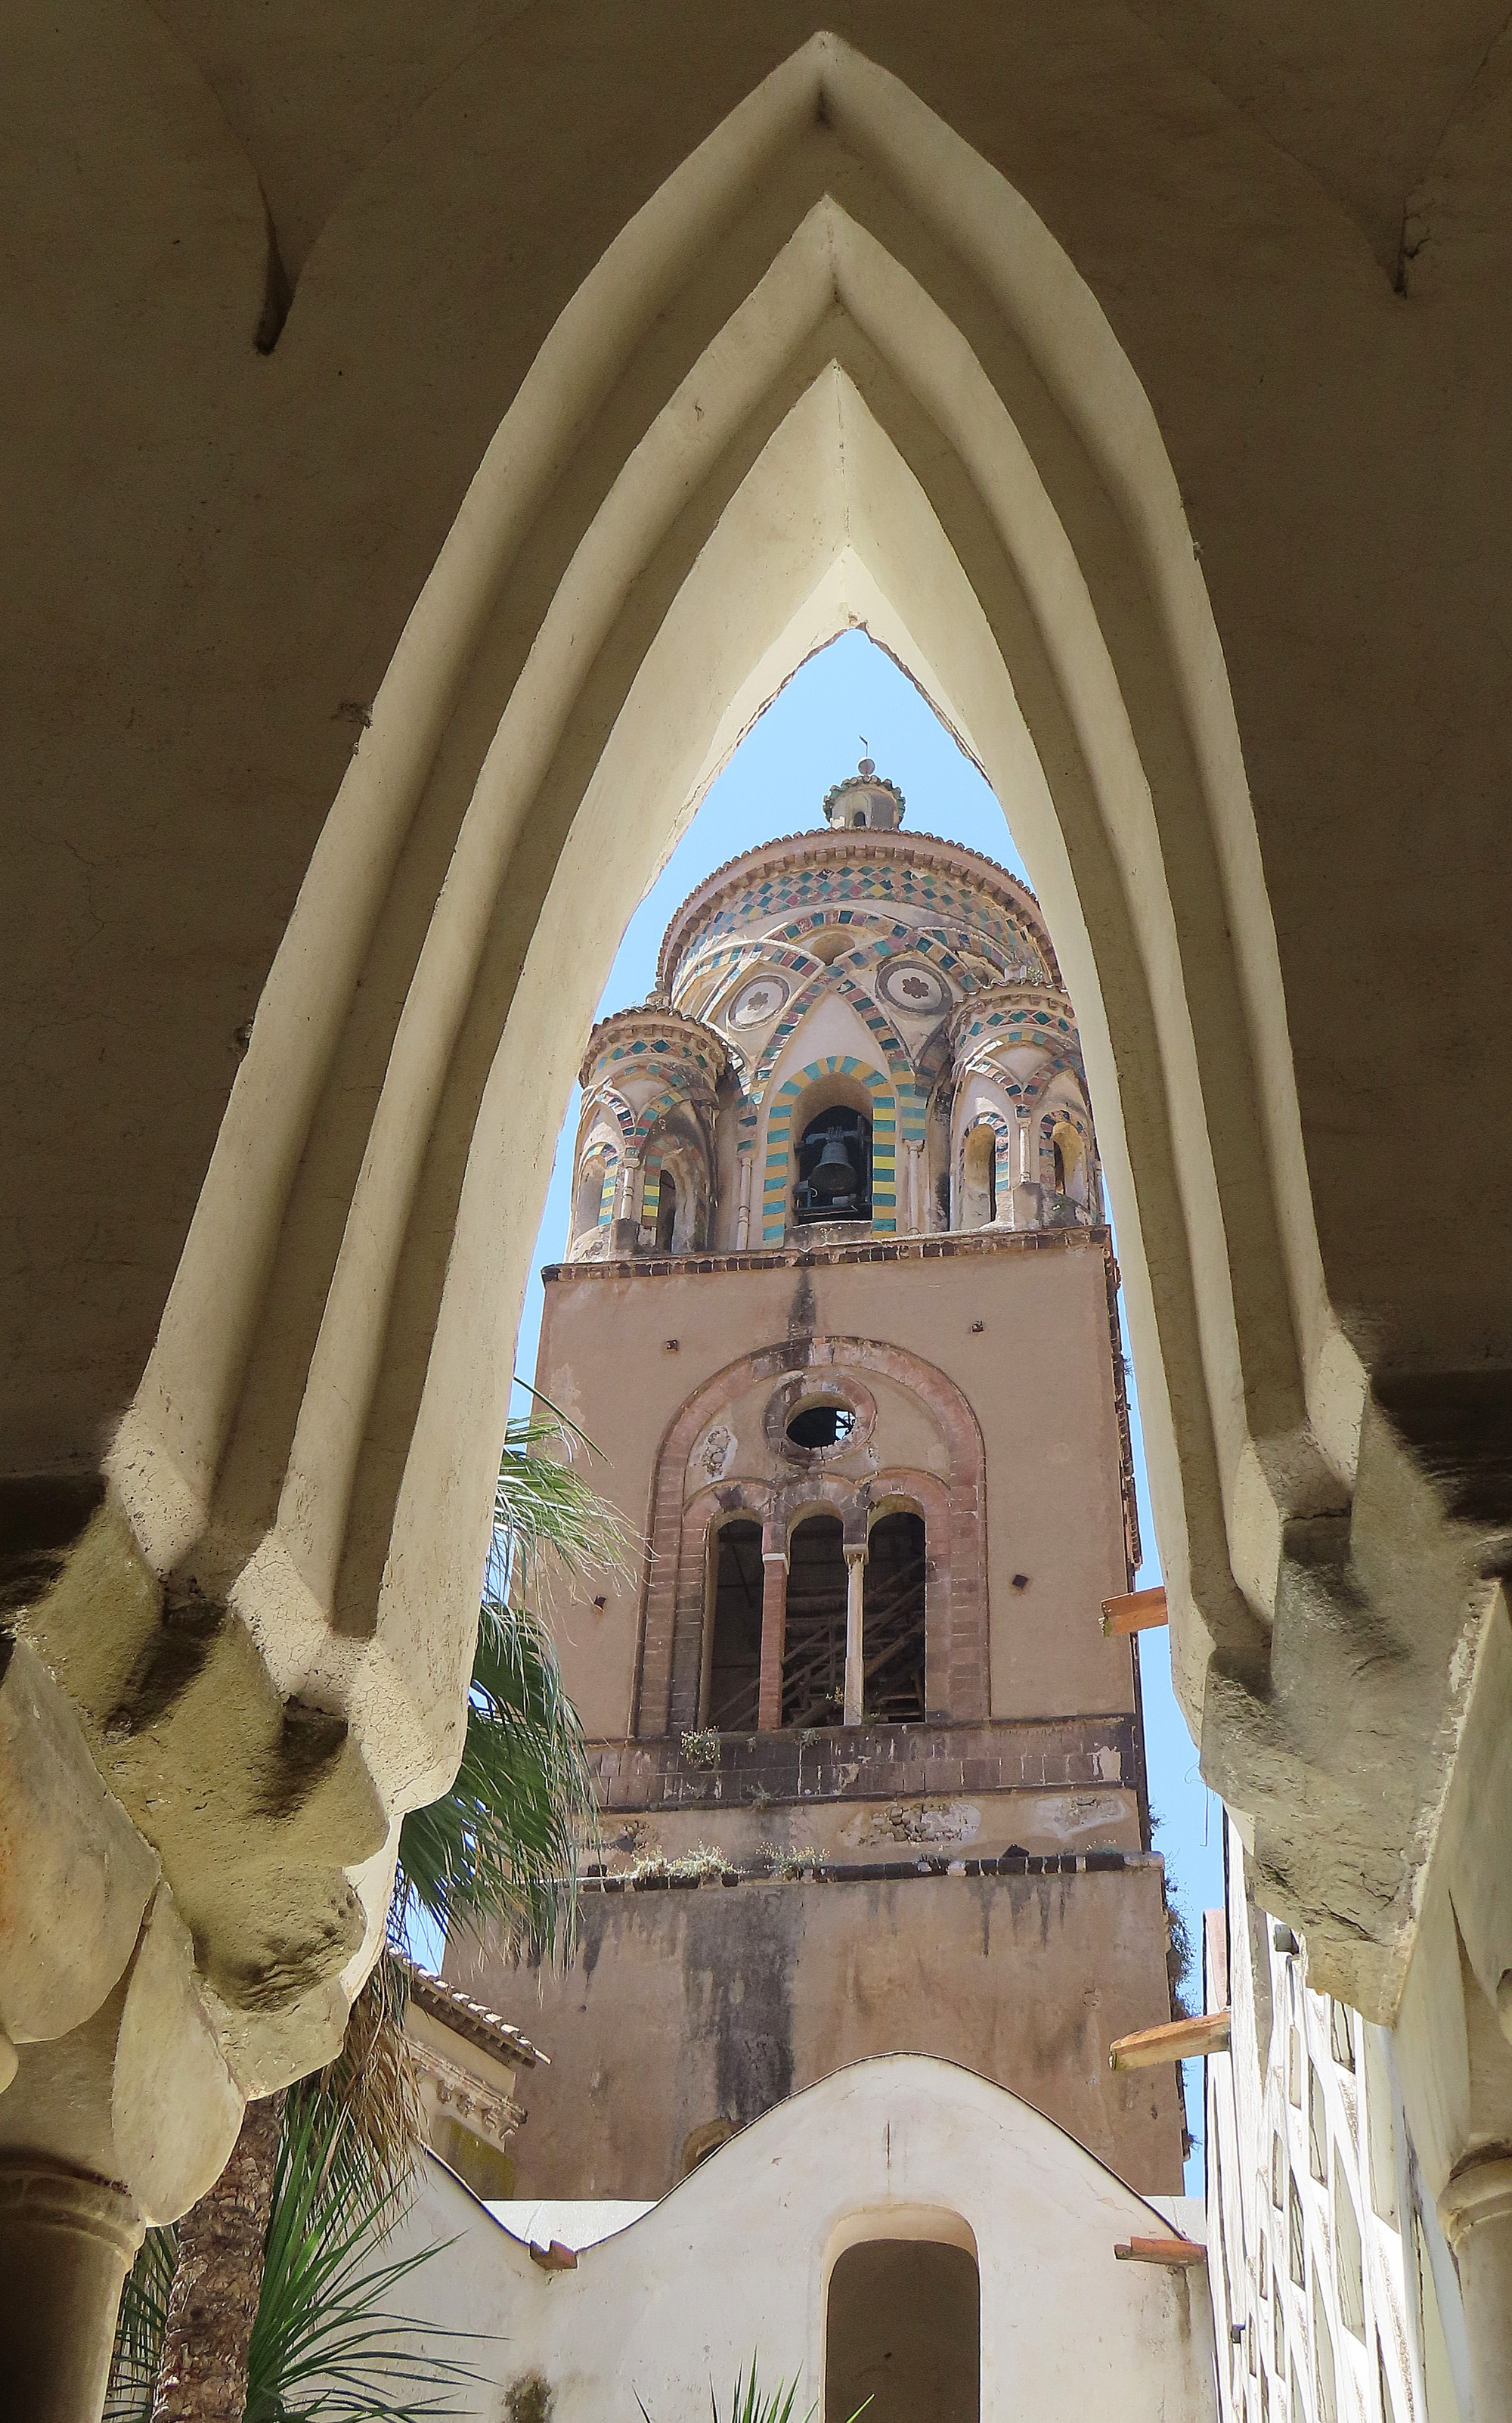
[448,770,1186,2201]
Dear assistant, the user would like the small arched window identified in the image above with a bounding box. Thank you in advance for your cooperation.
[1051,1119,1086,1207]
[575,1153,612,1236]
[654,1168,678,1252]
[961,1126,996,1230]
[794,1106,872,1224]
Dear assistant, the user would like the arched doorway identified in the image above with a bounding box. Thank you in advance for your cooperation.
[826,2238,981,2422]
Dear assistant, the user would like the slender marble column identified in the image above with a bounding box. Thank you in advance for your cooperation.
[0,2155,141,2423]
[757,1533,789,1730]
[1439,2154,1512,2423]
[843,1547,868,1727]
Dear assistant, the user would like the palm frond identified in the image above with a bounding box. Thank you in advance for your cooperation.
[104,2077,482,2423]
[104,2226,178,2422]
[245,2086,484,2422]
[308,1951,426,2205]
[491,1416,634,1600]
[395,1593,596,1959]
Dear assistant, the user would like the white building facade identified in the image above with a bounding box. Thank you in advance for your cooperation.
[1204,1820,1475,2423]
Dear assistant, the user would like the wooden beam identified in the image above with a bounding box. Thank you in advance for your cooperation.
[1115,2236,1207,2268]
[529,2238,579,2271]
[1110,2012,1232,2070]
[1101,1586,1168,1636]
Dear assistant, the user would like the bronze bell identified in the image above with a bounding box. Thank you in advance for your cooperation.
[810,1131,857,1197]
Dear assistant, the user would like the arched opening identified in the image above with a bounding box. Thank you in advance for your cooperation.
[960,1125,996,1230]
[782,1513,849,1727]
[654,1168,678,1252]
[115,34,1350,2068]
[787,1400,856,1450]
[795,1106,872,1224]
[1051,1118,1086,1209]
[574,1152,613,1239]
[826,2238,980,2422]
[705,1519,764,1732]
[863,1511,928,1722]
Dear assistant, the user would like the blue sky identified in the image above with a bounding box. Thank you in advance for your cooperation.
[513,626,1221,2188]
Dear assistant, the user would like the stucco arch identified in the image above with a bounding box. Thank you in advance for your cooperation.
[79,32,1384,2065]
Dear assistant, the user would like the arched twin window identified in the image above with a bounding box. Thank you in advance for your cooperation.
[705,1507,927,1732]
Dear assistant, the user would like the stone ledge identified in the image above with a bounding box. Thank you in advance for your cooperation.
[588,1714,1136,1810]
[581,1848,1159,1889]
[546,1224,1110,1283]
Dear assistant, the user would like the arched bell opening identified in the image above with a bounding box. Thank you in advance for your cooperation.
[795,1104,872,1225]
[960,1125,997,1230]
[572,1148,616,1245]
[653,1168,679,1252]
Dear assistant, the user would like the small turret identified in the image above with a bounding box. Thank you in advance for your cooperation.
[821,755,905,831]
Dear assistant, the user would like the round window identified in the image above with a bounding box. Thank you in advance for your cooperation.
[785,1401,856,1450]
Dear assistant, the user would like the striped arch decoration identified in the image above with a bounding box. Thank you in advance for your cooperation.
[761,1056,897,1243]
[573,1145,618,1229]
[581,1084,637,1144]
[748,966,914,1103]
[675,935,826,1008]
[1040,1099,1095,1196]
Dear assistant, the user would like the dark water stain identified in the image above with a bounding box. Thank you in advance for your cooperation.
[680,1887,798,2127]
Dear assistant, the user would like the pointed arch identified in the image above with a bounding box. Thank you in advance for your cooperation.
[89,34,1375,2071]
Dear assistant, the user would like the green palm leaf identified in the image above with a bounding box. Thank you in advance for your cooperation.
[107,2088,483,2423]
[395,1590,596,1957]
[395,1407,619,1958]
[243,2087,482,2421]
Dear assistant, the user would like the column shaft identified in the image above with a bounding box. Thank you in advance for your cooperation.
[0,2155,141,2423]
[843,1549,867,1727]
[757,1541,789,1731]
[1439,2155,1512,2423]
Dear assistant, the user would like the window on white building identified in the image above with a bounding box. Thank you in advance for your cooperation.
[1308,2062,1328,2182]
[1329,1997,1355,2071]
[1288,2023,1303,2107]
[1312,2264,1338,2422]
[1334,2165,1365,2340]
[1362,2027,1399,2229]
[1377,2333,1399,2423]
[1288,2173,1306,2285]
